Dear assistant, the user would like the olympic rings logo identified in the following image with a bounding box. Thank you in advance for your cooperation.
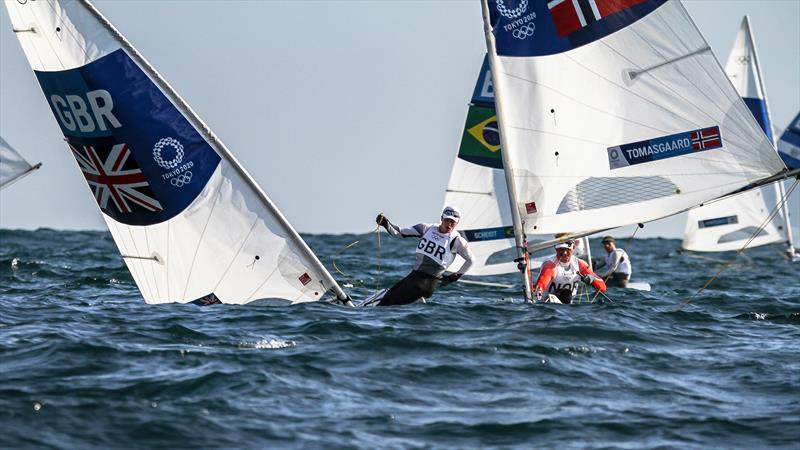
[496,0,527,19]
[737,56,750,64]
[152,137,184,169]
[512,23,535,39]
[170,171,193,187]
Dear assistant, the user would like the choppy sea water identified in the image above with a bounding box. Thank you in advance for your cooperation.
[1,228,798,449]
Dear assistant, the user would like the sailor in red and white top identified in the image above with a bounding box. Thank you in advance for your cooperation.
[532,239,606,304]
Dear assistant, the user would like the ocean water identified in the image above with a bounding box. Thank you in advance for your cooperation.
[1,228,798,449]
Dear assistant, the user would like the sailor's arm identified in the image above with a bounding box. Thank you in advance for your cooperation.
[533,261,556,298]
[578,259,606,292]
[597,251,622,278]
[452,237,475,275]
[375,214,425,238]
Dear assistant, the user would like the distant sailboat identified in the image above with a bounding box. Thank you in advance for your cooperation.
[0,136,41,190]
[778,112,800,170]
[682,16,794,256]
[4,0,351,305]
[480,0,791,299]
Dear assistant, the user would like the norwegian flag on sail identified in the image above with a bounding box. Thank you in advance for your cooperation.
[691,126,723,150]
[69,142,163,213]
[547,0,646,38]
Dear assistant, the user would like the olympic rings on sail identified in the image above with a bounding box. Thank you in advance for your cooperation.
[512,23,535,40]
[170,171,193,187]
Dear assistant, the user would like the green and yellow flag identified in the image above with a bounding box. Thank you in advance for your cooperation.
[458,105,503,169]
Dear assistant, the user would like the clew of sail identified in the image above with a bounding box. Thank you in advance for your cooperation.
[682,16,783,253]
[481,0,787,240]
[778,113,800,170]
[0,136,41,190]
[4,0,349,305]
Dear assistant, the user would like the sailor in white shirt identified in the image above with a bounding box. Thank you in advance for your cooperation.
[374,206,475,306]
[594,236,632,288]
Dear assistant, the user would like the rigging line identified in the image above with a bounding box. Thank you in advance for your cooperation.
[625,27,756,146]
[501,73,671,136]
[331,224,379,280]
[676,179,798,311]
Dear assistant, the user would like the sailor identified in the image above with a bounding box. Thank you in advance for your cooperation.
[594,236,632,288]
[374,206,475,306]
[532,239,606,304]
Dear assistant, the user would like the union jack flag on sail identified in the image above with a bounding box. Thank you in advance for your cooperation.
[69,142,163,213]
[691,126,723,150]
[547,0,646,38]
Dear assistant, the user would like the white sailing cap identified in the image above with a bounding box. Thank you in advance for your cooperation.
[554,240,574,250]
[441,206,461,223]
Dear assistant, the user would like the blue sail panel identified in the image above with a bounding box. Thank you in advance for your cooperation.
[34,49,221,226]
[488,0,667,57]
[471,55,495,106]
[778,112,800,169]
[742,97,773,142]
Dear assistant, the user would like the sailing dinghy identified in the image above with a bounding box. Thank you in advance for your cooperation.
[4,0,351,305]
[0,136,41,190]
[681,17,796,257]
[481,0,792,300]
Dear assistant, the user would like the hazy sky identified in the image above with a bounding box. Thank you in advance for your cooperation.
[1,0,798,238]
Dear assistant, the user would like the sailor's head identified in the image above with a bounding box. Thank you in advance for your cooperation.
[554,240,574,263]
[439,206,461,233]
[602,235,616,251]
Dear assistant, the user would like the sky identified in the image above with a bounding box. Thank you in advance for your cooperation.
[1,0,798,239]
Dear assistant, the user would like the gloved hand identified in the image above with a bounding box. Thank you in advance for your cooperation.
[534,288,543,303]
[375,213,389,230]
[441,273,462,285]
[580,274,595,285]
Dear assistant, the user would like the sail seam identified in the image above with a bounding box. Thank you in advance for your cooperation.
[212,215,260,294]
[180,185,224,302]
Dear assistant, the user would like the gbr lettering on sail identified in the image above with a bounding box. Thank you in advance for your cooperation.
[49,90,121,133]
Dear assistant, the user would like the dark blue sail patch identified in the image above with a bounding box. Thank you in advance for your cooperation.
[607,126,723,170]
[461,226,514,242]
[698,215,738,229]
[488,0,667,57]
[471,55,495,106]
[35,49,221,226]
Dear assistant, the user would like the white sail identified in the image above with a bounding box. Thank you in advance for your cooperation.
[4,0,349,305]
[682,16,783,253]
[0,136,40,190]
[445,56,527,276]
[481,0,786,239]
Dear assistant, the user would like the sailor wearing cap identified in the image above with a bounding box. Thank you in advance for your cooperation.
[373,206,475,306]
[594,236,632,288]
[532,238,606,304]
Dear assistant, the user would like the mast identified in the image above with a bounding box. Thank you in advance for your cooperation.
[744,16,796,256]
[78,0,350,301]
[480,0,533,301]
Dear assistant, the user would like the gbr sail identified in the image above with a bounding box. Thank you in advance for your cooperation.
[4,0,349,305]
[682,16,784,253]
[481,0,787,240]
[0,136,41,190]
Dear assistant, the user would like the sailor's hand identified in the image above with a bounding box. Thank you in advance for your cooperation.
[534,287,543,303]
[442,273,462,285]
[375,213,389,228]
[580,274,595,285]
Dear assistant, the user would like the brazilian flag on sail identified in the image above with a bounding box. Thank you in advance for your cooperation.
[458,105,503,169]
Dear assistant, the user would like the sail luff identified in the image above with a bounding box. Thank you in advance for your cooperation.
[743,16,796,252]
[480,0,532,300]
[75,0,348,301]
